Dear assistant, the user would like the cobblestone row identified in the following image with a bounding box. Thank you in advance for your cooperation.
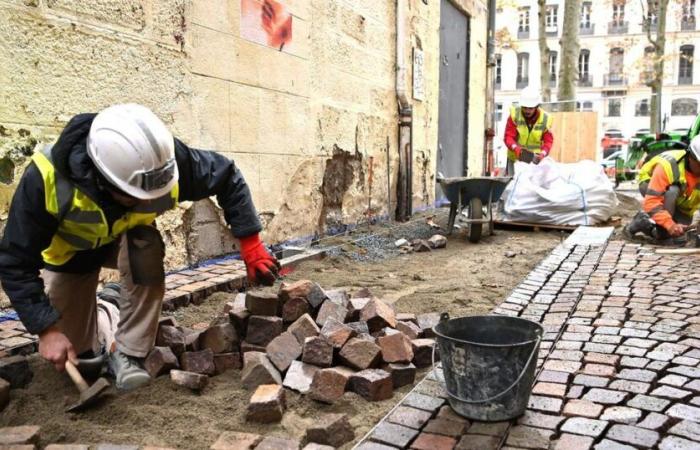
[357,239,700,449]
[0,250,326,356]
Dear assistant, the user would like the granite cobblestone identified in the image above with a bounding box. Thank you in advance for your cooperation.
[358,240,700,449]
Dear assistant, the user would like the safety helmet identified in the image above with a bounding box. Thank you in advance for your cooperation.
[689,135,700,161]
[88,104,178,200]
[519,87,542,108]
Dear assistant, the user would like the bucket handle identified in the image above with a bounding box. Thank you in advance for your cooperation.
[431,334,541,405]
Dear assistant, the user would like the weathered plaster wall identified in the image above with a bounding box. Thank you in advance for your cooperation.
[0,0,488,270]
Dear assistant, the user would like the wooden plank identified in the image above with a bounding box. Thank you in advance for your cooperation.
[547,111,599,163]
[654,248,700,255]
[493,219,578,232]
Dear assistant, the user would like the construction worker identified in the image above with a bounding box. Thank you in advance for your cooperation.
[503,87,554,175]
[623,135,700,244]
[0,104,280,390]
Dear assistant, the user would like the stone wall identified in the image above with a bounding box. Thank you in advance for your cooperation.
[0,0,488,270]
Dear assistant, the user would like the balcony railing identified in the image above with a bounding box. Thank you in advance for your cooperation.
[679,75,693,85]
[549,77,557,88]
[578,75,593,87]
[517,29,530,39]
[608,21,628,34]
[545,25,558,35]
[579,24,595,35]
[604,73,627,86]
[682,18,696,31]
[516,78,529,89]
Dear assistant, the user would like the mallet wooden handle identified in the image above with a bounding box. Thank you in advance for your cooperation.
[65,360,89,393]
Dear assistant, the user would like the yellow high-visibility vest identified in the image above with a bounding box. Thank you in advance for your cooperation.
[638,149,700,217]
[31,145,178,266]
[508,106,553,162]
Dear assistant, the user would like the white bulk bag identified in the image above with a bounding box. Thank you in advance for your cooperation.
[501,158,618,226]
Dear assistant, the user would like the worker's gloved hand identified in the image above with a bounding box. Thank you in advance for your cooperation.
[668,223,688,237]
[513,146,522,160]
[533,153,544,164]
[238,233,280,286]
[38,325,78,372]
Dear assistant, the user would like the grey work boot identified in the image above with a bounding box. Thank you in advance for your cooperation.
[622,212,658,240]
[108,349,151,391]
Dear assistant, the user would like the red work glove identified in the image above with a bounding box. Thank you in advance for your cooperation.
[513,146,522,159]
[238,233,280,286]
[668,223,688,237]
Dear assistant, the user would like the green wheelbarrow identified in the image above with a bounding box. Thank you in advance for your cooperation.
[437,176,512,243]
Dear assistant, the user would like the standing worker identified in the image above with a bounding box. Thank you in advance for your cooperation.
[0,104,280,390]
[503,87,554,175]
[623,135,700,244]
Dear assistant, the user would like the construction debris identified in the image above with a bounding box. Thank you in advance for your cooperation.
[144,346,179,378]
[394,238,409,247]
[210,432,262,450]
[283,360,319,394]
[349,369,393,401]
[0,355,33,388]
[308,367,351,404]
[170,370,208,391]
[147,280,437,411]
[180,349,216,375]
[213,352,242,374]
[241,352,282,391]
[0,425,40,445]
[256,436,300,450]
[383,362,417,388]
[0,377,9,411]
[395,234,447,254]
[302,414,355,447]
[246,384,286,423]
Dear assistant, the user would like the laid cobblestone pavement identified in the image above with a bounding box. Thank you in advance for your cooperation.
[357,234,700,449]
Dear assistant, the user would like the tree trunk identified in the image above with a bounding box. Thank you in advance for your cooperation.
[646,0,669,133]
[538,0,551,103]
[557,0,581,112]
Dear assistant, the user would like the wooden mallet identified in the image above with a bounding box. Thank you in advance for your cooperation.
[65,360,110,412]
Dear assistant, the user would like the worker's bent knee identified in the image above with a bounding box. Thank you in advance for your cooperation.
[638,181,649,196]
[126,226,165,286]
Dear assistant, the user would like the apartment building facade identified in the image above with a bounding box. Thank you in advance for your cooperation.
[494,0,700,163]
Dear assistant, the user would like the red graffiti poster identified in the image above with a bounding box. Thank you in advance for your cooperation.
[241,0,293,52]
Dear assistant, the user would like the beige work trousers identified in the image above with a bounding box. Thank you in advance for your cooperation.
[42,230,164,358]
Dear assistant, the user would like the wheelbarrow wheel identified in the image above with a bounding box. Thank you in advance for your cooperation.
[468,197,483,243]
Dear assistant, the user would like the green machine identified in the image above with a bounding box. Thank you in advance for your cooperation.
[612,115,700,185]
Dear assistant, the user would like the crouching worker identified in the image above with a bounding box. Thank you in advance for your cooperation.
[623,135,700,245]
[0,104,279,390]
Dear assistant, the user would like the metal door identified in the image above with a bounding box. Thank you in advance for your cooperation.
[437,0,470,202]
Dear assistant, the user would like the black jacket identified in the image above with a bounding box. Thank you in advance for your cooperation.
[0,114,262,335]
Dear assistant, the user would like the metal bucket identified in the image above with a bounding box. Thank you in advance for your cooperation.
[433,314,543,422]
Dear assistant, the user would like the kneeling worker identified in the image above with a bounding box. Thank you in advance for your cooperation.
[624,135,700,243]
[0,104,280,390]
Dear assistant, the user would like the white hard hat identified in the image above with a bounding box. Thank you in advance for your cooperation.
[689,135,700,161]
[519,87,542,108]
[88,104,178,200]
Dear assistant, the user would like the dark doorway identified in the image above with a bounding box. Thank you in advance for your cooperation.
[437,0,470,203]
